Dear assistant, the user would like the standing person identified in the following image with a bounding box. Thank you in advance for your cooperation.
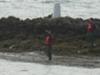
[86,18,96,48]
[44,30,54,61]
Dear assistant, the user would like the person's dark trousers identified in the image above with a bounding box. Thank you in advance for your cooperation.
[87,32,95,48]
[47,45,52,61]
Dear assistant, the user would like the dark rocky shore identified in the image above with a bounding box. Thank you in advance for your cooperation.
[0,16,100,40]
[0,16,100,56]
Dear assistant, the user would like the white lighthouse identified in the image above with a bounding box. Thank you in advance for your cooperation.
[53,2,61,18]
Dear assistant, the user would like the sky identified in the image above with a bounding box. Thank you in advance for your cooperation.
[0,0,100,19]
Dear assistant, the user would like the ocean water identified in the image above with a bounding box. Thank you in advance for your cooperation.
[0,0,100,19]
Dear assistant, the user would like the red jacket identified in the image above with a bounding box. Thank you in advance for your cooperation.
[44,34,54,46]
[87,21,95,32]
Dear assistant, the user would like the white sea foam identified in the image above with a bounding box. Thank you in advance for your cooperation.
[0,59,100,75]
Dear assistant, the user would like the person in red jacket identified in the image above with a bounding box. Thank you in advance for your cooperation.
[44,30,54,61]
[87,18,95,32]
[86,18,96,47]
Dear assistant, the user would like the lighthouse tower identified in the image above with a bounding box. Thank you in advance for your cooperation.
[53,2,61,18]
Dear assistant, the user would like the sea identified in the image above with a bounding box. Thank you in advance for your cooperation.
[0,0,100,19]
